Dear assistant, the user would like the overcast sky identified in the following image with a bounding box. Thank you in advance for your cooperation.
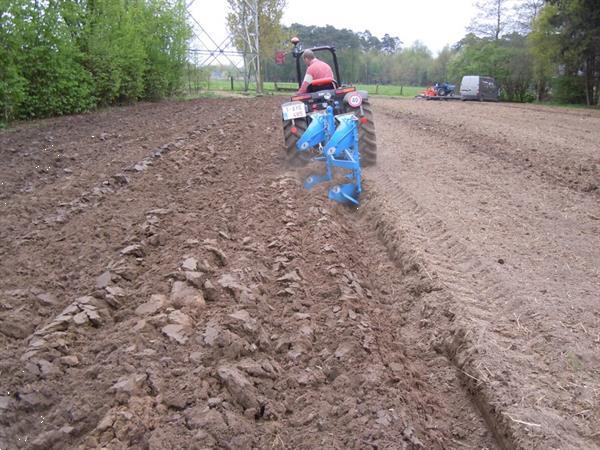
[192,0,479,56]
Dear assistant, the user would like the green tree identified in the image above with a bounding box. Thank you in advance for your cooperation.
[501,33,534,101]
[394,41,433,86]
[448,34,534,101]
[142,0,191,99]
[381,33,402,54]
[9,0,95,118]
[541,0,600,105]
[358,30,382,52]
[83,0,137,104]
[0,0,27,122]
[528,3,560,100]
[430,45,454,83]
[261,22,443,88]
[0,0,190,123]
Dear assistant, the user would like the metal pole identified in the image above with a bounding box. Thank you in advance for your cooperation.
[242,2,249,91]
[254,0,261,94]
[186,0,257,87]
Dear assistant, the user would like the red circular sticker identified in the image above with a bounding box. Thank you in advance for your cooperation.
[348,94,362,108]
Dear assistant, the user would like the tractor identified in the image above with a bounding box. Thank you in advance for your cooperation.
[434,82,456,97]
[281,37,377,167]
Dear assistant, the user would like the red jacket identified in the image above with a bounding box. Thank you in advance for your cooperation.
[298,58,334,94]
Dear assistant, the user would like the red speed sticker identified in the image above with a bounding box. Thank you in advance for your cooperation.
[348,94,362,108]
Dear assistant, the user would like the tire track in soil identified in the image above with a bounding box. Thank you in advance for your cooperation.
[1,97,496,449]
[360,182,519,449]
[365,99,600,449]
[377,100,599,195]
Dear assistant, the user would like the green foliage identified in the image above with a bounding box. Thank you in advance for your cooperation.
[448,33,534,102]
[142,0,190,99]
[552,75,587,104]
[393,41,432,86]
[256,1,596,106]
[261,24,425,86]
[429,46,452,85]
[287,23,363,50]
[501,34,533,102]
[0,2,26,122]
[531,0,600,105]
[84,0,142,104]
[0,0,190,123]
[528,4,559,100]
[2,0,95,119]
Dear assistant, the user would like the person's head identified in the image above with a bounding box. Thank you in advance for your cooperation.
[302,49,315,65]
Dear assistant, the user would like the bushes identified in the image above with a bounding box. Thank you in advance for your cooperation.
[0,0,190,124]
[142,0,190,99]
[1,1,27,122]
[15,2,96,118]
[552,75,587,104]
[0,57,26,124]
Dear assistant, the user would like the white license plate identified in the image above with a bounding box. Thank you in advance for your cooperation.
[281,101,306,121]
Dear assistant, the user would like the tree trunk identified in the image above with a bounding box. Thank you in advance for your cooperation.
[243,53,249,91]
[254,0,261,94]
[536,79,543,101]
[495,0,501,40]
[585,56,594,106]
[593,55,600,106]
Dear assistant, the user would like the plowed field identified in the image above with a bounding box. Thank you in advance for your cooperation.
[0,96,598,449]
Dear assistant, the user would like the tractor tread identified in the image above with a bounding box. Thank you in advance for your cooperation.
[282,99,378,167]
[358,100,377,166]
[283,119,310,166]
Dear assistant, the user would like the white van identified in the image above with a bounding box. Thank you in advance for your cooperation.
[460,76,499,101]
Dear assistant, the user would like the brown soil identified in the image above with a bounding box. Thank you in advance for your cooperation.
[368,98,600,449]
[0,95,597,450]
[0,97,493,449]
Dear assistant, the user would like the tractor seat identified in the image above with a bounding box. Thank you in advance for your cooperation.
[307,77,338,93]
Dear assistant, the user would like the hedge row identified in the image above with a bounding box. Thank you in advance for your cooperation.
[0,0,190,123]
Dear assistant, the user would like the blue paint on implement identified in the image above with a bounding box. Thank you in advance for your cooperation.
[296,108,336,152]
[295,106,362,205]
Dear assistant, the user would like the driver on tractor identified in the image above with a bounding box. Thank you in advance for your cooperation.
[297,49,334,94]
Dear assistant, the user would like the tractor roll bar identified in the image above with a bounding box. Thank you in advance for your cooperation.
[292,44,342,88]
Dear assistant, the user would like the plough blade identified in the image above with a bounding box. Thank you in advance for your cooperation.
[323,114,356,158]
[295,109,335,152]
[294,107,363,205]
[329,183,360,205]
[304,173,331,190]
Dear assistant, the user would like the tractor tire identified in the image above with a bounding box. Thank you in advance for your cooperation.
[358,100,377,166]
[437,88,446,96]
[282,118,311,166]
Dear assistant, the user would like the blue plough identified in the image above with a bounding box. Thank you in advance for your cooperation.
[295,106,362,205]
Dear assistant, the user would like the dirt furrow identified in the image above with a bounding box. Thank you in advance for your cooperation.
[1,97,496,449]
[376,99,599,195]
[367,98,600,449]
[0,99,249,251]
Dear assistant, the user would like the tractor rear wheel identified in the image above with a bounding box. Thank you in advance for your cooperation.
[358,100,377,166]
[282,118,311,166]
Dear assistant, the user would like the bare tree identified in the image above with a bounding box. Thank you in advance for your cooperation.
[227,0,286,92]
[467,0,513,40]
[513,0,545,34]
